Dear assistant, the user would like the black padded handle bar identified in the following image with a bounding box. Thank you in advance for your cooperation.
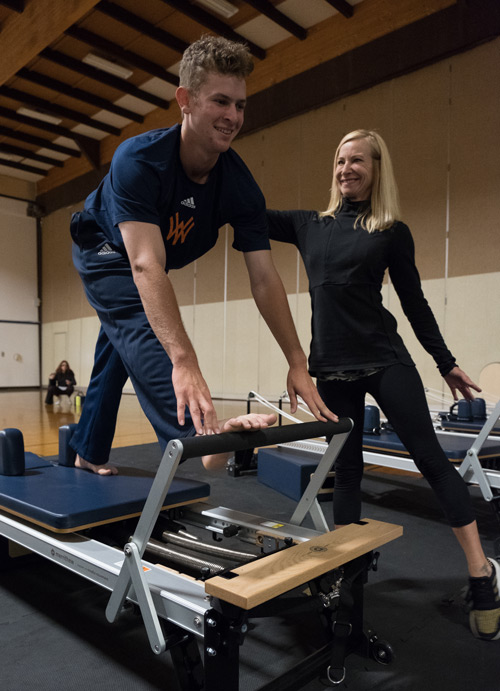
[178,418,353,461]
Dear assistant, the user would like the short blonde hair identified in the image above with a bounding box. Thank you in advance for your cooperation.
[320,129,401,232]
[179,35,253,94]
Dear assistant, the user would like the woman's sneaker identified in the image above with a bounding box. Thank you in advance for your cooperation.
[467,558,500,640]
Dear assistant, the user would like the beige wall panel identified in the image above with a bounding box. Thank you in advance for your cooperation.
[191,301,225,396]
[223,299,260,398]
[225,238,254,302]
[192,230,226,305]
[0,175,35,200]
[296,292,313,359]
[448,40,500,277]
[259,119,302,210]
[479,364,500,401]
[169,261,196,308]
[255,119,303,294]
[444,273,500,385]
[41,204,93,324]
[78,316,101,387]
[391,62,450,280]
[294,105,348,212]
[232,133,265,189]
[179,304,195,343]
[41,320,69,386]
[256,295,298,400]
[66,318,83,385]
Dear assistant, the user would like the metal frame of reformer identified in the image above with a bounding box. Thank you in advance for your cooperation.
[0,419,402,689]
[105,420,353,652]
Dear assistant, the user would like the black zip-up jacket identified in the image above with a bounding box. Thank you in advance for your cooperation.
[267,199,456,377]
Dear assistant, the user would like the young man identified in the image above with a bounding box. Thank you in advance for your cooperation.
[69,35,335,475]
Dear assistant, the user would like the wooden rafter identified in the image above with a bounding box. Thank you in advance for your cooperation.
[0,124,82,158]
[65,26,179,86]
[0,85,121,136]
[40,48,170,110]
[158,0,266,59]
[0,0,101,86]
[323,0,354,18]
[17,68,145,124]
[97,1,188,55]
[242,0,307,40]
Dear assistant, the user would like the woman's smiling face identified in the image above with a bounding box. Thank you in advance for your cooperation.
[335,137,374,201]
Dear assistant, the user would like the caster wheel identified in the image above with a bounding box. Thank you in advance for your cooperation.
[371,639,394,665]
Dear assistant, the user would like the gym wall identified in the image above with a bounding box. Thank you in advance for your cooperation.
[0,180,39,387]
[40,37,500,402]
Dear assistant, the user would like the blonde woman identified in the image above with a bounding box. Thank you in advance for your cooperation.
[267,129,499,641]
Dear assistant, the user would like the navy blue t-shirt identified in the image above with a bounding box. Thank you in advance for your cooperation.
[84,124,270,270]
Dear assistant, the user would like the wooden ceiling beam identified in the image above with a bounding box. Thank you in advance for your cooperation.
[0,157,48,176]
[158,0,266,60]
[97,1,188,55]
[0,84,121,136]
[0,142,64,167]
[41,48,170,110]
[0,0,101,86]
[0,124,81,157]
[0,0,24,11]
[242,0,307,40]
[17,67,144,124]
[65,26,179,86]
[323,0,354,18]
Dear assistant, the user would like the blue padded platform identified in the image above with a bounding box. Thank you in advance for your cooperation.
[0,456,210,532]
[257,447,333,502]
[439,419,500,436]
[24,452,52,470]
[258,431,500,500]
[362,430,500,461]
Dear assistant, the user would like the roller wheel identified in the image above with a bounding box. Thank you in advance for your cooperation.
[371,639,394,665]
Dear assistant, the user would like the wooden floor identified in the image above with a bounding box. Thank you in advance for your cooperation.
[0,389,272,457]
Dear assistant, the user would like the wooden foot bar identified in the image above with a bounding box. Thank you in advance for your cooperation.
[205,518,403,609]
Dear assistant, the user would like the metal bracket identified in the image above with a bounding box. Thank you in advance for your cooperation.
[458,400,500,503]
[105,437,185,654]
[290,428,351,531]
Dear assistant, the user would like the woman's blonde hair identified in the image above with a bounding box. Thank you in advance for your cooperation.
[320,129,400,232]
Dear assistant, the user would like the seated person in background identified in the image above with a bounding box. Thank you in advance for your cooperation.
[45,360,76,405]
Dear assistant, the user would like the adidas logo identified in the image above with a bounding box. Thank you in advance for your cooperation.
[180,197,196,209]
[98,243,118,256]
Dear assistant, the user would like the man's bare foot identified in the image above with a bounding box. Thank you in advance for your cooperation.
[202,413,277,470]
[75,454,118,475]
[218,413,277,434]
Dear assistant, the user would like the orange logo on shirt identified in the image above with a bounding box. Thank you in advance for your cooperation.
[167,213,194,245]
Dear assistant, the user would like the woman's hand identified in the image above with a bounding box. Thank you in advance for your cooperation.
[444,366,481,401]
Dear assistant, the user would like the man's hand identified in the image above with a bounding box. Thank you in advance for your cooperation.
[172,362,219,435]
[444,366,481,401]
[287,365,338,422]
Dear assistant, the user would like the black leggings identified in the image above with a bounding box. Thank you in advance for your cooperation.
[317,363,475,528]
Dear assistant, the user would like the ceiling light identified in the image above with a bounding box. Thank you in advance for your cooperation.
[83,53,133,79]
[195,0,238,19]
[17,107,62,125]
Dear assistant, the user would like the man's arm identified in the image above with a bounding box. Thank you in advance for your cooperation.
[243,250,337,422]
[120,221,218,434]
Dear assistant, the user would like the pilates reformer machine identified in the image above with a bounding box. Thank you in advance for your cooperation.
[0,419,401,689]
[240,392,500,535]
